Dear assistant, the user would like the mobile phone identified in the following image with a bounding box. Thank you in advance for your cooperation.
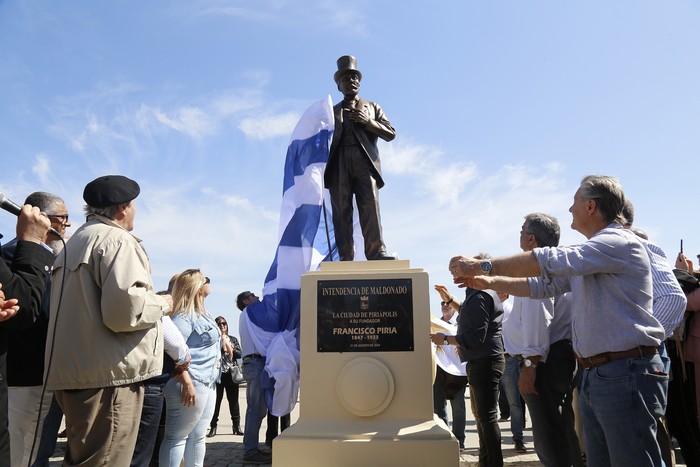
[681,239,684,254]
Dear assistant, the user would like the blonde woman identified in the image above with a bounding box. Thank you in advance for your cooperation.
[159,269,232,467]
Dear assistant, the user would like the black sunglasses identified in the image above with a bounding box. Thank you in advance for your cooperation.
[205,277,210,284]
[216,321,227,327]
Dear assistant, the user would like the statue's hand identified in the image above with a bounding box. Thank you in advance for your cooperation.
[346,107,370,126]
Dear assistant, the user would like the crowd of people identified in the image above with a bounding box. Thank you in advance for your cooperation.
[0,176,278,466]
[431,175,700,467]
[2,172,700,467]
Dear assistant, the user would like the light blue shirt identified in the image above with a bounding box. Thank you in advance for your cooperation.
[529,224,664,358]
[641,240,687,339]
[550,292,573,344]
[171,311,221,385]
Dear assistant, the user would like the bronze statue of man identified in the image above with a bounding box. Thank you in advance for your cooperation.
[324,55,396,261]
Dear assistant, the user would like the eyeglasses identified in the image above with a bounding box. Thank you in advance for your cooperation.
[216,321,227,328]
[440,301,448,306]
[205,277,210,284]
[48,214,69,223]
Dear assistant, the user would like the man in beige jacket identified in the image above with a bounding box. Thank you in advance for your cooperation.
[45,175,171,466]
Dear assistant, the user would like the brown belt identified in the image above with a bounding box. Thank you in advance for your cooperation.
[576,346,658,369]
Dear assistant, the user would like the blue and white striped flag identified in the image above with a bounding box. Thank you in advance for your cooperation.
[241,96,336,416]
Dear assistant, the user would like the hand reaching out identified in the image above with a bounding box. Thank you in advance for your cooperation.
[434,284,451,302]
[449,256,480,279]
[453,275,494,290]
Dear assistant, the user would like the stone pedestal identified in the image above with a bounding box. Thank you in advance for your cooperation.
[272,260,458,467]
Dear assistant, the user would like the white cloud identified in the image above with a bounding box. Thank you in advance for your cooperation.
[188,0,368,35]
[153,106,217,139]
[223,194,255,210]
[422,162,479,206]
[48,76,296,160]
[382,142,442,175]
[32,153,51,183]
[131,182,280,322]
[378,162,577,303]
[238,112,300,140]
[213,91,264,117]
[382,141,479,206]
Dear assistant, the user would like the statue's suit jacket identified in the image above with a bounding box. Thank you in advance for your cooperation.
[324,97,396,190]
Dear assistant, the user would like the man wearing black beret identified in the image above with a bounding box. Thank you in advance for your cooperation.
[45,175,171,466]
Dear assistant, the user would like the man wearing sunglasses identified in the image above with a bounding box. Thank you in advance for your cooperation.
[0,202,52,467]
[1,191,69,466]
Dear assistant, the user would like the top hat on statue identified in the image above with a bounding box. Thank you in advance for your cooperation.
[334,55,362,83]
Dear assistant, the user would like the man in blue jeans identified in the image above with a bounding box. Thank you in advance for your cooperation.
[237,291,272,465]
[498,355,527,453]
[451,176,668,466]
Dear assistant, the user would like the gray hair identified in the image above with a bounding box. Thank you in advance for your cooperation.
[24,192,64,215]
[622,199,634,227]
[579,175,626,225]
[83,202,127,220]
[524,213,560,248]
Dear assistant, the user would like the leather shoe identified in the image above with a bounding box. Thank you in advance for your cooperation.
[233,425,244,435]
[370,254,396,261]
[514,440,527,453]
[206,426,217,438]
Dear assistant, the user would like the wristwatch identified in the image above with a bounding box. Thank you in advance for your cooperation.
[480,260,493,275]
[442,337,449,345]
[523,358,538,369]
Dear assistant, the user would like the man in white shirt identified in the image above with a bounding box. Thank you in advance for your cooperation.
[502,213,582,466]
[237,291,272,465]
[432,299,467,450]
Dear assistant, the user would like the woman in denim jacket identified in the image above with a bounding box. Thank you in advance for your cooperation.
[159,269,233,467]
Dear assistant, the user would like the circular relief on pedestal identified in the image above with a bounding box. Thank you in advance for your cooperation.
[335,357,395,417]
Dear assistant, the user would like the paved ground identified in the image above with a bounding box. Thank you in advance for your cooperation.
[47,385,685,466]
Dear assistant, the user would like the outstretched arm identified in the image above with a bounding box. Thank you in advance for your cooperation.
[449,251,541,280]
[434,284,461,310]
[453,275,532,297]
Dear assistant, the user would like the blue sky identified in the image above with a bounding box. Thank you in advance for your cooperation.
[1,1,699,337]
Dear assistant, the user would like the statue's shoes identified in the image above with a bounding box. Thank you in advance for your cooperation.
[369,254,396,260]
